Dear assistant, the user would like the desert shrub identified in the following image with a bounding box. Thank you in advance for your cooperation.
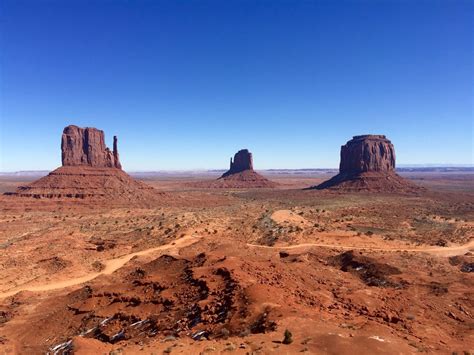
[283,329,293,344]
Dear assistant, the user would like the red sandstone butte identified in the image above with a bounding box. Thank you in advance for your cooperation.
[188,149,277,188]
[221,149,254,178]
[7,125,159,201]
[212,149,277,188]
[315,135,420,192]
[61,125,122,169]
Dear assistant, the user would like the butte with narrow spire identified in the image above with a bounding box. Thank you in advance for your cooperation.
[212,149,277,187]
[190,149,277,188]
[6,125,159,201]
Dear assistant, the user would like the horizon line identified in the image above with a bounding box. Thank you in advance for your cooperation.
[1,164,473,174]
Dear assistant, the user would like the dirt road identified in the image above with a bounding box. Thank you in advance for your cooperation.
[247,238,474,257]
[0,234,201,299]
[1,235,472,299]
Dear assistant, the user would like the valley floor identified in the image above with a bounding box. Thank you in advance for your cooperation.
[0,172,473,354]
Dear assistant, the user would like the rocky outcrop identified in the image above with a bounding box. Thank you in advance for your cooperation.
[315,135,420,192]
[217,149,277,187]
[113,136,122,169]
[6,125,162,202]
[221,149,254,177]
[339,135,395,174]
[188,149,277,188]
[61,125,121,169]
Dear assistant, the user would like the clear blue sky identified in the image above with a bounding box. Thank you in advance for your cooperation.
[0,0,472,171]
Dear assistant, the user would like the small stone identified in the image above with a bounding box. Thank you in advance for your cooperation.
[163,336,177,342]
[223,342,236,351]
[219,328,230,339]
[202,346,216,353]
[239,328,250,337]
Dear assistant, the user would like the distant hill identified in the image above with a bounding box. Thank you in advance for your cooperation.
[1,166,472,178]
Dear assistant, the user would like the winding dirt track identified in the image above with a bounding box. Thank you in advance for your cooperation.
[0,234,201,299]
[1,235,472,300]
[247,239,474,257]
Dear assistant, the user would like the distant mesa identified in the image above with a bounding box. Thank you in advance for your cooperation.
[190,149,277,188]
[215,149,277,187]
[221,149,254,178]
[6,125,159,201]
[313,135,421,192]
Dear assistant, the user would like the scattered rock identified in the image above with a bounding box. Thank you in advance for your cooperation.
[330,251,402,287]
[449,256,462,266]
[460,263,474,273]
[92,261,105,272]
[0,311,12,324]
[239,328,251,337]
[219,328,230,339]
[436,239,447,247]
[38,256,71,272]
[428,282,448,296]
[223,342,236,351]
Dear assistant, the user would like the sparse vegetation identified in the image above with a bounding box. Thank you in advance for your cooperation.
[282,329,293,344]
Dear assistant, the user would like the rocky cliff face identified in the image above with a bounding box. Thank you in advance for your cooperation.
[222,149,253,177]
[61,125,121,169]
[339,135,395,175]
